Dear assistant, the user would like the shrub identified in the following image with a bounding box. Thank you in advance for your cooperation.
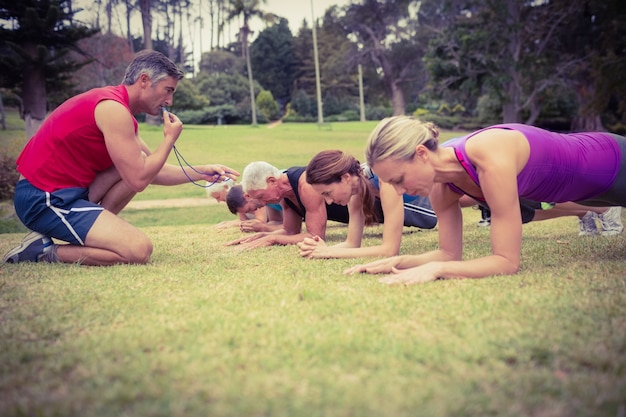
[365,106,392,121]
[282,114,317,123]
[607,122,626,135]
[326,110,360,122]
[476,94,501,124]
[256,90,280,121]
[177,105,242,125]
[0,153,19,201]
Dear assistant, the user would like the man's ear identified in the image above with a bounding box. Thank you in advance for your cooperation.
[139,73,151,86]
[266,176,277,186]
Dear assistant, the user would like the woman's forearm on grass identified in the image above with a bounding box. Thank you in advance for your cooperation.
[270,233,311,246]
[394,249,454,269]
[319,243,399,259]
[431,254,520,279]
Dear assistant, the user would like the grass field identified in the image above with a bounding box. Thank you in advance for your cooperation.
[1,109,625,417]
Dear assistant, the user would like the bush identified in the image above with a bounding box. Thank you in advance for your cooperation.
[256,90,280,121]
[365,106,392,121]
[0,153,19,201]
[177,105,242,125]
[326,110,360,122]
[607,122,626,135]
[476,94,501,124]
[282,114,317,123]
[177,110,207,125]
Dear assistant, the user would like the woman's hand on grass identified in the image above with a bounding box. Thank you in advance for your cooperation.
[343,256,403,275]
[378,263,442,286]
[297,236,328,258]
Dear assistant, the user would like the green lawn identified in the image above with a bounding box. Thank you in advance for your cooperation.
[1,110,625,417]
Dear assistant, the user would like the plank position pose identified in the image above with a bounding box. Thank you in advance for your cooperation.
[226,159,437,251]
[297,150,437,258]
[4,50,238,265]
[345,116,626,285]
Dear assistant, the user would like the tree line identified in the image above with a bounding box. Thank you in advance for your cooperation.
[1,0,625,138]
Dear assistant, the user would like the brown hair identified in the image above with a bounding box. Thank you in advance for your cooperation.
[226,184,246,215]
[306,150,378,226]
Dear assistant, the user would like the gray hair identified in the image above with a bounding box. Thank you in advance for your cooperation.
[122,50,184,86]
[241,161,281,192]
[365,116,440,166]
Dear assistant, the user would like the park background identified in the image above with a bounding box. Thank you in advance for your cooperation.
[1,0,625,138]
[1,1,626,416]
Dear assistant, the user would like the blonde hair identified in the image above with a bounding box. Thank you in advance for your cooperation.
[365,116,440,166]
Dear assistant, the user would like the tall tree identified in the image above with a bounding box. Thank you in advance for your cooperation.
[0,0,98,138]
[139,0,152,49]
[224,0,270,126]
[317,7,360,112]
[72,32,135,90]
[292,21,316,95]
[341,0,425,116]
[559,0,626,131]
[249,17,295,106]
[123,0,136,52]
[291,7,364,117]
[423,0,599,125]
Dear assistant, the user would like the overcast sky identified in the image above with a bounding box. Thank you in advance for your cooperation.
[262,0,350,33]
[74,0,351,71]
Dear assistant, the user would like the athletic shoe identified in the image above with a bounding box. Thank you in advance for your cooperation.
[599,206,624,236]
[477,217,491,227]
[477,206,491,227]
[3,231,53,263]
[578,211,598,236]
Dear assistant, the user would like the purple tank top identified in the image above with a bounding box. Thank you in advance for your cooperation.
[442,124,620,202]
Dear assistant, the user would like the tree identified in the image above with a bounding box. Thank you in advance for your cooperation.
[249,17,295,107]
[71,32,136,91]
[292,21,316,95]
[195,49,263,123]
[341,0,426,116]
[196,71,261,107]
[199,48,245,75]
[0,0,98,138]
[169,77,210,111]
[256,89,278,120]
[139,0,152,49]
[122,0,136,52]
[224,0,271,126]
[316,7,359,109]
[558,0,626,131]
[422,0,612,126]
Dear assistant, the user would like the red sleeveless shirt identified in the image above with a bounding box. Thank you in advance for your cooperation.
[16,85,138,192]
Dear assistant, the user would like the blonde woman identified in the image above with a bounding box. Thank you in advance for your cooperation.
[345,116,625,284]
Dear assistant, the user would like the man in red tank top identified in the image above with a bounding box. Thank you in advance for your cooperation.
[4,50,239,265]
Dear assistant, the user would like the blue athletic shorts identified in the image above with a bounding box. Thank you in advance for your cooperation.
[13,179,104,245]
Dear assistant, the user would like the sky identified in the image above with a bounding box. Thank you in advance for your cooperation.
[261,0,350,33]
[194,0,352,71]
[72,0,351,72]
